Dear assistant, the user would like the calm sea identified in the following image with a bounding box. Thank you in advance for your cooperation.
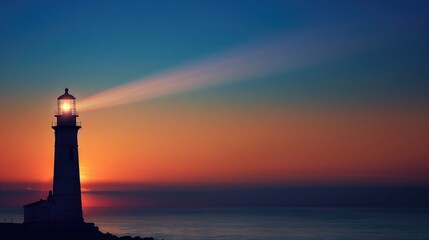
[1,208,429,240]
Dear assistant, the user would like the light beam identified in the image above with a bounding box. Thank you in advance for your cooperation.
[78,28,369,112]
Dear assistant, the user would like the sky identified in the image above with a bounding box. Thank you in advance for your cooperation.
[0,0,429,208]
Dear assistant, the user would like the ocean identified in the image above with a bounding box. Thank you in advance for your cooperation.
[1,208,429,240]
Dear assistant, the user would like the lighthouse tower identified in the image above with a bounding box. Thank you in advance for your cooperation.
[23,89,86,225]
[51,88,83,222]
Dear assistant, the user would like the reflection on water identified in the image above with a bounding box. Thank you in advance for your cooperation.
[84,208,429,240]
[1,208,429,240]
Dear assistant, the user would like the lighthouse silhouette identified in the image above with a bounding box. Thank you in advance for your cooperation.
[51,88,83,222]
[23,89,95,229]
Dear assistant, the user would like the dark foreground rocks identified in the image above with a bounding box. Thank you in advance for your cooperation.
[0,223,154,240]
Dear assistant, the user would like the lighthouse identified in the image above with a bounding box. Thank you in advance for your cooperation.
[51,88,83,222]
[23,89,90,227]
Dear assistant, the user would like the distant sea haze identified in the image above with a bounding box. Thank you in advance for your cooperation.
[1,185,429,208]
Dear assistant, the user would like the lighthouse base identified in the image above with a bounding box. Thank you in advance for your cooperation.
[23,191,84,224]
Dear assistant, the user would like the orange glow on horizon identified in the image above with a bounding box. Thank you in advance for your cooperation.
[1,99,429,187]
[77,102,429,186]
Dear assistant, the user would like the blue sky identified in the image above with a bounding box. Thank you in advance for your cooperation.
[0,0,428,109]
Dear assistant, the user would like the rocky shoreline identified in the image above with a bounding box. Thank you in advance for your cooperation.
[0,223,154,240]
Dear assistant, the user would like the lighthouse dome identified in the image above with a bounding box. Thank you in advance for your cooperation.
[58,88,76,100]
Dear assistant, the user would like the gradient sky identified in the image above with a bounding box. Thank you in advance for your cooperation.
[1,0,429,207]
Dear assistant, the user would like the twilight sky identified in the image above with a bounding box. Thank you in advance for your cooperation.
[0,0,429,207]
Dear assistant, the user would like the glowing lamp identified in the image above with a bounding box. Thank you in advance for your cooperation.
[57,88,77,115]
[61,101,71,112]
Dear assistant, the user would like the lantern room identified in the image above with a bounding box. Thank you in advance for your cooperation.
[57,88,77,116]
